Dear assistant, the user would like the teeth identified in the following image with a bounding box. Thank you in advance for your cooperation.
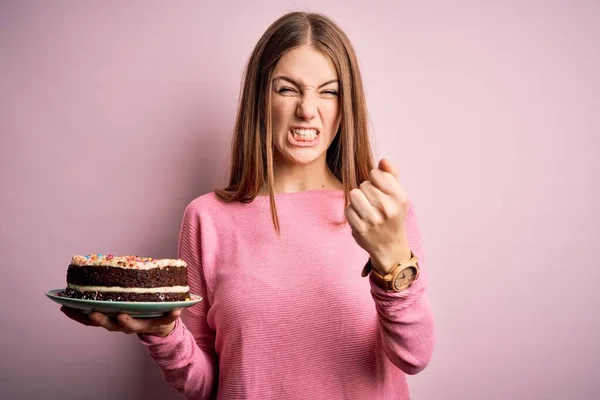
[292,128,318,136]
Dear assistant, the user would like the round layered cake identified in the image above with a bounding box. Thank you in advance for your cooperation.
[65,254,190,302]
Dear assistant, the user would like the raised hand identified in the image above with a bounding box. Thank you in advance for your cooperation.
[345,158,412,274]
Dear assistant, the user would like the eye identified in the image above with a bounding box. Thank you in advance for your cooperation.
[321,90,339,98]
[277,87,298,95]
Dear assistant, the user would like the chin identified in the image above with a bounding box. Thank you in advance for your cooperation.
[280,149,326,166]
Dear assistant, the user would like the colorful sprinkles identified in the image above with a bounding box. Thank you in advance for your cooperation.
[71,254,185,269]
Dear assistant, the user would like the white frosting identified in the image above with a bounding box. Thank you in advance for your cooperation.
[68,283,190,293]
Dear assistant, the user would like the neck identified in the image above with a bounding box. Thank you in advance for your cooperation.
[262,156,342,195]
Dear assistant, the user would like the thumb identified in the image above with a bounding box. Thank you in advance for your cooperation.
[378,158,399,178]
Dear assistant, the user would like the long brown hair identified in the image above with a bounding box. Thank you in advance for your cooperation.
[215,12,374,234]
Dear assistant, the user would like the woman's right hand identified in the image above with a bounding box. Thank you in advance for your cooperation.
[60,306,182,337]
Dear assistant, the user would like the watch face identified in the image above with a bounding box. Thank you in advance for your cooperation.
[394,267,417,290]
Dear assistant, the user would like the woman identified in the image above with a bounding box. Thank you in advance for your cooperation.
[62,11,435,399]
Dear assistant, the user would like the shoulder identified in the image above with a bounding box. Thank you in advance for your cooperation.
[180,192,222,222]
[181,191,245,227]
[184,191,221,214]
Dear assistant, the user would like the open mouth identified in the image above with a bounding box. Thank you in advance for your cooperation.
[290,128,319,143]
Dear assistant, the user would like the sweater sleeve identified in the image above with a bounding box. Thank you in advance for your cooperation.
[137,204,218,399]
[369,202,436,375]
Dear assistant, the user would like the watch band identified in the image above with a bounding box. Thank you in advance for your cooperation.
[361,253,420,292]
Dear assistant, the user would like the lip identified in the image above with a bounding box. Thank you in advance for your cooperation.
[287,130,321,147]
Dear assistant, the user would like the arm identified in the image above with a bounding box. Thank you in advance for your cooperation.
[344,158,436,374]
[138,206,218,399]
[368,203,436,374]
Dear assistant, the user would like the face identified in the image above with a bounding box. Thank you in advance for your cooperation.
[270,45,341,167]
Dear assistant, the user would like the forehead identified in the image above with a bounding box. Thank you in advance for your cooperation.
[273,45,338,85]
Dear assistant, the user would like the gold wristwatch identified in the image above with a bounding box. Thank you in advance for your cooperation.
[361,253,420,292]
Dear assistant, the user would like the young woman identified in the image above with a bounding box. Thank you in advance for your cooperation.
[62,11,435,399]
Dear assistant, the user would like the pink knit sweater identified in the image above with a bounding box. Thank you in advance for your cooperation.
[139,190,435,399]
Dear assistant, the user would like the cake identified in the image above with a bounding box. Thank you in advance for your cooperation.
[64,254,190,302]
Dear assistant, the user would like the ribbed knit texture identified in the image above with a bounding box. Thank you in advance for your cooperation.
[139,190,435,400]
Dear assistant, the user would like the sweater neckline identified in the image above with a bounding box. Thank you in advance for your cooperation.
[253,189,345,201]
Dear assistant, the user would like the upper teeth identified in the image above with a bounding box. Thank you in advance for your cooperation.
[293,128,318,136]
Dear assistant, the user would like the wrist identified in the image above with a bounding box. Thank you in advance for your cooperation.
[150,320,177,338]
[160,321,177,337]
[369,240,411,274]
[363,251,420,292]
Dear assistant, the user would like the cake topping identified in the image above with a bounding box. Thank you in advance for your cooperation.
[70,254,186,269]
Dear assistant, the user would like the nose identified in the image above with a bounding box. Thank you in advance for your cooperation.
[296,95,317,121]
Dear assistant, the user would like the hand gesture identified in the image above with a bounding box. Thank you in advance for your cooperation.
[345,158,411,273]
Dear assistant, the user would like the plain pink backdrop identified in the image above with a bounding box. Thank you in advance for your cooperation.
[1,1,598,399]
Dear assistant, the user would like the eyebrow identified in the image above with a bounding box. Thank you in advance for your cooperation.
[273,76,339,89]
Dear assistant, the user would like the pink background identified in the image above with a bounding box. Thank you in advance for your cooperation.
[1,1,598,399]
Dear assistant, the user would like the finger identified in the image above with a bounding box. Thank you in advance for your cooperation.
[349,188,376,220]
[360,180,404,220]
[89,312,130,332]
[116,309,182,332]
[378,158,399,178]
[369,168,401,196]
[345,203,366,233]
[60,306,100,327]
[359,180,386,211]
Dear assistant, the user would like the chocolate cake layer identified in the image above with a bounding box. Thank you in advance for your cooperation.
[66,265,187,288]
[64,288,189,302]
